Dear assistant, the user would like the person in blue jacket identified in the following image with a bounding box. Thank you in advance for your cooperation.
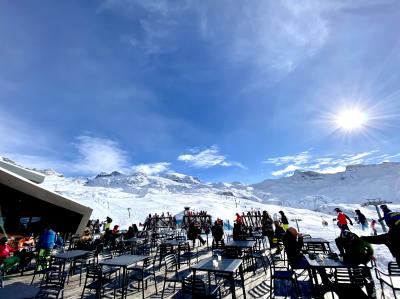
[37,226,57,256]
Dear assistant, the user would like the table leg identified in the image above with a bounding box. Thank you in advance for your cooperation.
[250,248,256,274]
[229,273,236,299]
[239,264,246,299]
[208,272,212,294]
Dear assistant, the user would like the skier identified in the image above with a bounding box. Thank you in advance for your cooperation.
[355,209,368,231]
[370,219,377,236]
[334,208,353,231]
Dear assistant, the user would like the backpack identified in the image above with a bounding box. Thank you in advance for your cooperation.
[343,232,373,265]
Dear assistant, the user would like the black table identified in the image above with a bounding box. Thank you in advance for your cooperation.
[99,254,148,298]
[225,240,256,274]
[304,254,375,298]
[0,282,39,299]
[52,250,90,274]
[192,257,246,299]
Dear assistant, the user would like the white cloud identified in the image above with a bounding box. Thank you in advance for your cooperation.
[178,146,245,169]
[271,165,301,177]
[72,136,130,175]
[131,162,170,175]
[265,151,311,166]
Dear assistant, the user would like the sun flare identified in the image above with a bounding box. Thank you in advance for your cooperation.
[336,109,368,130]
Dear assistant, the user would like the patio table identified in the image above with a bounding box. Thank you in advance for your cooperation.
[225,240,256,273]
[99,254,148,298]
[304,254,375,298]
[0,282,39,299]
[191,257,246,299]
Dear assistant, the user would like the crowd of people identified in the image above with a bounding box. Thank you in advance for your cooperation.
[0,225,64,273]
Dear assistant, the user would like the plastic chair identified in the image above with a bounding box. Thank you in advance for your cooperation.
[266,251,300,298]
[182,276,221,298]
[375,261,400,298]
[128,256,157,299]
[161,254,185,298]
[81,264,116,299]
[36,271,67,299]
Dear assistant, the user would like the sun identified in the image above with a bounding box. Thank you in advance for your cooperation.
[336,109,368,130]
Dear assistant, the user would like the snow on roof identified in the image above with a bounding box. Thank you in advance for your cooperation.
[0,159,45,184]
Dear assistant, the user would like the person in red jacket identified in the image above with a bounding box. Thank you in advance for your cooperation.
[334,208,353,231]
[0,237,20,273]
[235,213,243,225]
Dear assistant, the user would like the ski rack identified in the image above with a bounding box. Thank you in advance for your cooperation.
[144,215,176,231]
[182,215,212,231]
[241,213,263,228]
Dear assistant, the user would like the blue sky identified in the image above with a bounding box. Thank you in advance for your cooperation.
[1,0,400,183]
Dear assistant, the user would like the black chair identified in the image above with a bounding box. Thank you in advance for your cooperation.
[36,271,67,299]
[332,267,375,298]
[99,252,119,278]
[252,245,268,274]
[265,251,300,298]
[211,240,225,257]
[375,261,400,298]
[70,250,98,286]
[178,242,198,267]
[181,276,221,299]
[81,264,116,299]
[158,243,174,268]
[31,255,63,285]
[161,254,186,298]
[128,256,158,299]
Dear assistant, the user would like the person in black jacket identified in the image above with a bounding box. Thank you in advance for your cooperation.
[355,210,368,231]
[187,222,205,247]
[211,220,224,245]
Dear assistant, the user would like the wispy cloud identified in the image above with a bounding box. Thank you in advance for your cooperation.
[265,149,399,177]
[100,0,395,80]
[72,136,130,175]
[178,146,245,169]
[131,162,170,175]
[265,151,311,166]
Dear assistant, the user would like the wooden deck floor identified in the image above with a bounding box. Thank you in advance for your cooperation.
[2,246,382,299]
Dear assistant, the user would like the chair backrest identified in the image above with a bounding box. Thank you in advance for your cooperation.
[334,268,366,286]
[99,251,113,261]
[160,243,173,258]
[84,251,98,264]
[223,246,241,258]
[164,254,177,271]
[85,264,103,280]
[182,276,207,297]
[388,262,400,276]
[306,243,329,254]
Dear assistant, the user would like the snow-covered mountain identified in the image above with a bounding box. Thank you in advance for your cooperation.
[253,162,400,210]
